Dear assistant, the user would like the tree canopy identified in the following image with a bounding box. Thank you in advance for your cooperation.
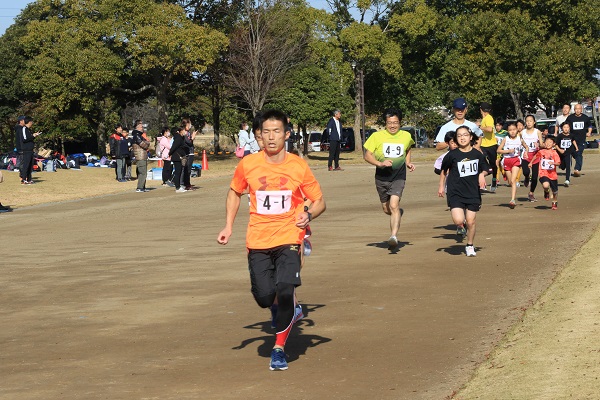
[0,0,598,153]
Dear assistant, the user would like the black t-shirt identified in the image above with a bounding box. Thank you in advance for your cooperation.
[565,114,591,143]
[557,133,575,155]
[441,148,489,203]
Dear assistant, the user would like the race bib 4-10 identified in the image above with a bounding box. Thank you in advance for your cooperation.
[458,159,479,177]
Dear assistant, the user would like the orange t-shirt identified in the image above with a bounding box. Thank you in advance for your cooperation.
[536,148,561,180]
[230,152,323,249]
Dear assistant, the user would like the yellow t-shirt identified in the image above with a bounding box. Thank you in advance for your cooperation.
[480,114,496,147]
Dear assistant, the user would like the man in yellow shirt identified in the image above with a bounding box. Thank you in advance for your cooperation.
[479,102,497,192]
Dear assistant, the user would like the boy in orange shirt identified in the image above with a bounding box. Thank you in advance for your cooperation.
[217,110,326,370]
[530,136,561,210]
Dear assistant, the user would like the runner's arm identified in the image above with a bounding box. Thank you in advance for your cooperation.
[217,188,242,245]
[296,197,326,229]
[406,148,415,172]
[364,149,392,168]
[437,170,446,197]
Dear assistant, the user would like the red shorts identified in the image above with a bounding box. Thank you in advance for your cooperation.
[503,157,521,170]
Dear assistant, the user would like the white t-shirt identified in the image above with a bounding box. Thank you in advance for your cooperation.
[434,119,483,143]
[555,114,568,133]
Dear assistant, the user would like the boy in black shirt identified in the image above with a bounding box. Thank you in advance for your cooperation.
[555,122,578,187]
[438,125,489,257]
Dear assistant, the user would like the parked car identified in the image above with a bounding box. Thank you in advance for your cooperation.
[307,132,322,152]
[400,126,429,147]
[321,127,356,152]
[535,118,555,133]
[361,128,377,143]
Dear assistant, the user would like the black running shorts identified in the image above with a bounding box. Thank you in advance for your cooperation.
[247,245,302,299]
[539,176,558,193]
[447,196,481,212]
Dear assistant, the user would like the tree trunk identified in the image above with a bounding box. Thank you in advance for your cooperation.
[353,71,361,154]
[156,72,171,129]
[213,107,221,153]
[96,121,107,156]
[510,90,524,120]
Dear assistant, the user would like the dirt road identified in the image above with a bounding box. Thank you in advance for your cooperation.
[2,154,599,399]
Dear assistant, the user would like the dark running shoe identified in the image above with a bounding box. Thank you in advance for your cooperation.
[269,348,288,371]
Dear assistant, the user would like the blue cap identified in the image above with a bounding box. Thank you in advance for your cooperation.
[17,115,26,120]
[452,98,467,110]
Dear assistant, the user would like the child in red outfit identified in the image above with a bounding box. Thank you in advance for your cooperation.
[530,136,561,210]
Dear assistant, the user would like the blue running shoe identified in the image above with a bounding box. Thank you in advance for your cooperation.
[292,304,304,324]
[270,304,278,329]
[269,348,288,371]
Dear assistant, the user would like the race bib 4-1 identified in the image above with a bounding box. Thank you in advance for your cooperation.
[256,190,293,215]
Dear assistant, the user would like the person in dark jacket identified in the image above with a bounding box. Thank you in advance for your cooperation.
[14,115,26,171]
[181,118,197,191]
[169,125,188,193]
[118,128,132,181]
[109,124,126,181]
[20,117,41,184]
[326,110,343,171]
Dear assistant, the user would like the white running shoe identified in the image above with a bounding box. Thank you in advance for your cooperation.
[175,187,187,193]
[465,245,476,257]
[564,180,570,187]
[387,236,398,249]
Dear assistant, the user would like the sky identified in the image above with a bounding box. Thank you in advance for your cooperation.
[0,0,340,36]
[0,2,30,35]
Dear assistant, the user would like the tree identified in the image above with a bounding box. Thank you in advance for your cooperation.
[225,0,309,115]
[18,0,227,154]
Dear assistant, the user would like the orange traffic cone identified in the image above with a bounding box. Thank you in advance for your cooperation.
[202,149,208,170]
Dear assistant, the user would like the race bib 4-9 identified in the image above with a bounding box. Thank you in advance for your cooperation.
[256,190,293,215]
[383,143,405,158]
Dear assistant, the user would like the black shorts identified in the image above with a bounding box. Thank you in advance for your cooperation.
[247,245,302,300]
[539,176,558,193]
[447,196,481,212]
[375,178,406,203]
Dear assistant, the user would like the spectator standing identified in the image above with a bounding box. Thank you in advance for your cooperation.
[157,127,173,186]
[131,120,150,192]
[20,117,41,184]
[169,125,188,193]
[326,110,343,171]
[181,118,197,191]
[14,116,25,171]
[120,128,133,181]
[109,124,125,181]
[565,103,592,177]
[434,98,483,150]
[238,122,253,157]
[0,169,10,212]
[554,104,571,135]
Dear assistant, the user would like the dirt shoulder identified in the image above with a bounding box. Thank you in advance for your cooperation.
[455,225,600,399]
